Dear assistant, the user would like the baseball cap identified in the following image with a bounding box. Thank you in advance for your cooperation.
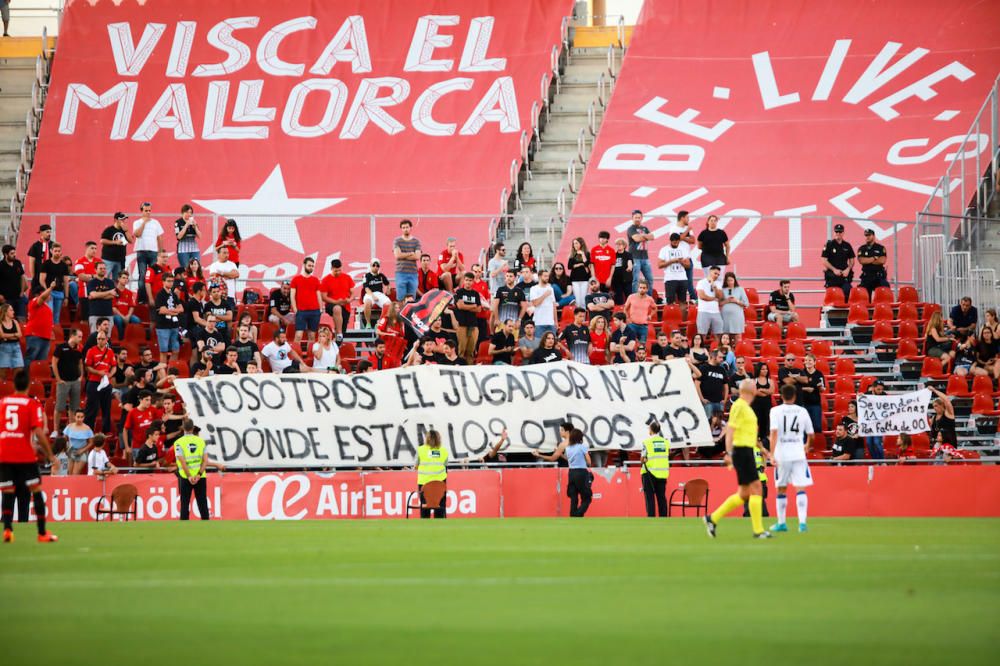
[863,229,875,236]
[833,223,845,232]
[114,212,128,221]
[872,379,884,386]
[38,224,52,232]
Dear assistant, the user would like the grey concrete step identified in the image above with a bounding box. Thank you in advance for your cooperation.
[0,123,29,143]
[0,67,38,94]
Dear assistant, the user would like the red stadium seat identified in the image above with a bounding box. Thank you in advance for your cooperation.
[811,339,833,359]
[871,321,896,344]
[847,303,872,325]
[28,360,51,382]
[745,287,759,305]
[897,338,922,361]
[897,320,919,341]
[848,287,870,305]
[972,375,997,396]
[922,303,941,322]
[785,322,807,340]
[834,378,856,395]
[871,286,894,305]
[946,375,971,397]
[742,321,759,341]
[898,286,919,303]
[833,394,853,415]
[972,393,999,415]
[920,357,947,379]
[897,302,919,324]
[760,321,781,342]
[834,357,857,377]
[822,287,846,307]
[858,376,878,393]
[872,302,896,323]
[661,306,682,333]
[759,340,782,359]
[785,339,807,358]
[734,339,756,358]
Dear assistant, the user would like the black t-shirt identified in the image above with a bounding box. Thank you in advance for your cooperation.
[27,241,49,287]
[87,277,115,316]
[133,444,159,470]
[494,285,525,324]
[627,225,651,260]
[769,290,795,312]
[697,229,728,257]
[452,288,481,327]
[163,415,183,444]
[40,259,69,293]
[729,370,751,394]
[101,225,128,263]
[175,217,197,241]
[857,242,887,275]
[205,299,233,327]
[831,437,852,459]
[585,292,613,316]
[213,363,238,375]
[194,327,226,353]
[437,355,467,366]
[649,343,669,361]
[698,363,729,402]
[53,342,83,381]
[363,272,390,294]
[801,369,825,406]
[423,329,457,351]
[490,331,516,365]
[567,254,591,282]
[154,289,180,329]
[821,239,855,272]
[778,366,804,397]
[560,324,591,363]
[840,416,862,452]
[612,251,633,285]
[530,347,562,364]
[269,289,292,316]
[185,298,205,331]
[0,259,25,301]
[610,327,637,363]
[231,339,259,371]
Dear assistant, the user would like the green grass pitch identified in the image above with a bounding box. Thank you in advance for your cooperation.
[2,518,998,665]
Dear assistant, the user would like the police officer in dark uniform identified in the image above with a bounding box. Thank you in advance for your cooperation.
[821,223,855,300]
[856,228,889,297]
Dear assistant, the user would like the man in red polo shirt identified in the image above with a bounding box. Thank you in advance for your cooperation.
[436,237,465,292]
[417,253,439,296]
[320,258,355,339]
[71,241,100,320]
[591,231,616,292]
[83,330,117,433]
[144,249,171,306]
[122,390,160,459]
[290,257,322,346]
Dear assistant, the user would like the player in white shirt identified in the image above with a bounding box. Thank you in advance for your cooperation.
[768,384,814,533]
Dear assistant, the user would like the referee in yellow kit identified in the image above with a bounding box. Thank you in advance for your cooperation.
[704,379,772,539]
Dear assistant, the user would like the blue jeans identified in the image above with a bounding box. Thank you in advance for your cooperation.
[704,401,723,420]
[113,313,141,339]
[395,272,418,301]
[865,436,884,460]
[68,280,80,305]
[25,336,50,362]
[685,262,696,301]
[155,327,180,353]
[632,258,654,292]
[177,251,199,271]
[535,324,557,339]
[49,290,65,324]
[552,283,575,307]
[103,259,124,281]
[627,322,648,345]
[135,250,157,301]
[805,404,823,437]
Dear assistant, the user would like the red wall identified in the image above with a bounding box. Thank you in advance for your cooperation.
[31,466,1000,521]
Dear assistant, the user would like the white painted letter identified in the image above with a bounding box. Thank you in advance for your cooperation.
[192,17,260,77]
[869,63,975,120]
[309,16,372,74]
[634,97,734,142]
[107,22,166,76]
[412,78,474,136]
[166,21,197,78]
[257,16,316,77]
[340,78,410,139]
[842,42,928,104]
[203,80,275,140]
[404,15,459,72]
[282,79,349,138]
[58,82,138,140]
[458,17,506,72]
[886,134,989,165]
[598,144,705,171]
[751,51,800,109]
[459,76,519,135]
[132,83,195,141]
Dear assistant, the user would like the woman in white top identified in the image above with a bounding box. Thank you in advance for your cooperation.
[311,326,340,373]
[720,271,749,336]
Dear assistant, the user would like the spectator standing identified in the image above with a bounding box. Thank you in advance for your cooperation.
[517,321,539,361]
[927,385,956,444]
[436,237,465,292]
[417,254,439,295]
[87,435,116,476]
[63,410,94,475]
[154,274,184,366]
[856,229,889,296]
[174,419,225,520]
[800,354,826,436]
[624,280,656,345]
[23,283,54,363]
[231,325,261,371]
[567,237,592,307]
[841,401,864,459]
[82,317,111,356]
[863,380,887,459]
[768,280,799,329]
[51,328,84,435]
[69,241,99,320]
[513,242,535,274]
[38,242,69,324]
[206,246,238,304]
[591,231,616,292]
[99,212,131,280]
[518,265,537,292]
[392,219,421,302]
[174,204,201,269]
[559,308,592,364]
[589,316,610,364]
[320,259,355,337]
[695,265,724,336]
[215,219,242,265]
[611,237,633,305]
[132,202,164,303]
[453,272,485,363]
[489,319,517,365]
[290,257,323,345]
[697,215,729,277]
[584,278,614,322]
[83,331,116,433]
[261,329,302,373]
[143,249,171,307]
[658,233,691,312]
[697,349,730,419]
[361,259,391,327]
[778,353,806,399]
[673,211,698,302]
[122,391,158,458]
[311,326,340,372]
[720,272,749,336]
[183,281,207,337]
[0,303,23,378]
[821,223,855,300]
[751,362,774,443]
[528,269,557,338]
[486,242,509,295]
[0,244,28,319]
[609,312,638,364]
[471,264,492,340]
[948,297,979,336]
[268,281,294,330]
[534,426,593,517]
[85,262,116,331]
[26,224,52,291]
[192,314,227,362]
[492,269,526,330]
[627,210,654,292]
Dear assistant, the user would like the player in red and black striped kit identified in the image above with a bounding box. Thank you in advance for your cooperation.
[1,369,60,543]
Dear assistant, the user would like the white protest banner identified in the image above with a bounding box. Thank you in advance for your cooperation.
[174,360,713,468]
[857,389,931,436]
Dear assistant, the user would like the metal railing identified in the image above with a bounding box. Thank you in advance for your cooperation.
[916,232,999,325]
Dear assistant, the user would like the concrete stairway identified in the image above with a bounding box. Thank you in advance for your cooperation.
[0,56,40,242]
[503,44,619,264]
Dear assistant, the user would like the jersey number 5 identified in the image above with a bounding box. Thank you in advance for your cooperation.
[4,405,18,431]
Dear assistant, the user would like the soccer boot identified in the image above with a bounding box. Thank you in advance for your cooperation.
[37,532,59,543]
[770,523,789,532]
[2,528,12,543]
[798,523,808,533]
[703,515,717,538]
[753,531,773,539]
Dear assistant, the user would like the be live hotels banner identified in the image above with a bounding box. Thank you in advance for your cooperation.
[174,360,712,468]
[858,389,932,436]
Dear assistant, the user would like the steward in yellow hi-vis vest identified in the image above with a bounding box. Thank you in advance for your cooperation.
[416,430,448,519]
[173,419,225,521]
[640,421,670,517]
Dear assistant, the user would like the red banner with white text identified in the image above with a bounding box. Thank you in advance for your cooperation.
[563,0,1000,295]
[20,0,571,283]
[25,466,1000,522]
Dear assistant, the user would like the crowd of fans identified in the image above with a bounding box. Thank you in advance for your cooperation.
[0,205,994,471]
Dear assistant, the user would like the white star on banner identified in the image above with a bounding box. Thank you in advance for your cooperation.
[193,165,346,253]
